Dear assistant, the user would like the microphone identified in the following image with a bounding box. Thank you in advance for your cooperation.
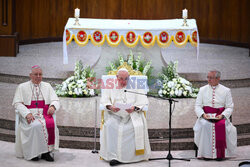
[124,89,178,102]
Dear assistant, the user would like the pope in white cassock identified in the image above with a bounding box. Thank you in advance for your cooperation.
[12,65,60,161]
[193,70,237,160]
[100,68,151,166]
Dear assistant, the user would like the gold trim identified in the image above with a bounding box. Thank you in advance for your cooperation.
[100,110,104,130]
[135,149,145,155]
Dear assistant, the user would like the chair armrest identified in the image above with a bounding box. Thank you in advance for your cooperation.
[142,105,148,112]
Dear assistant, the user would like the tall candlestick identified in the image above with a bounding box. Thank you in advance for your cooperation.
[182,8,188,26]
[182,9,188,18]
[75,8,80,18]
[74,8,80,26]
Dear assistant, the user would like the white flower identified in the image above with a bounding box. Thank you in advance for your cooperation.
[83,89,88,95]
[62,82,67,91]
[163,90,167,95]
[175,89,179,96]
[143,61,151,75]
[170,90,175,96]
[74,88,79,95]
[69,91,73,95]
[167,81,175,88]
[109,62,116,71]
[183,91,187,96]
[65,76,74,83]
[119,55,124,65]
[135,55,141,70]
[89,89,95,96]
[128,51,134,66]
[186,86,192,93]
[158,89,163,97]
[177,89,182,96]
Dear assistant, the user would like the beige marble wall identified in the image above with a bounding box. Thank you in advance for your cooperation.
[57,96,196,129]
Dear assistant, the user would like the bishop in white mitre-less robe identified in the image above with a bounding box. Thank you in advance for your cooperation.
[12,80,60,160]
[193,84,237,159]
[100,86,151,163]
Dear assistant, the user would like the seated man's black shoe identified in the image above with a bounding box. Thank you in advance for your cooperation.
[41,152,54,162]
[31,156,39,161]
[109,159,122,166]
[216,158,224,161]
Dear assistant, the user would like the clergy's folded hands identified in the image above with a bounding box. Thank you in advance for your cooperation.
[215,114,224,120]
[106,105,120,112]
[125,106,135,113]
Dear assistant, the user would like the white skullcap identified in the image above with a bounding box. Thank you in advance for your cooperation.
[117,68,129,74]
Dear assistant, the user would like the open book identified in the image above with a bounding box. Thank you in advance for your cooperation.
[206,113,219,120]
[114,103,132,118]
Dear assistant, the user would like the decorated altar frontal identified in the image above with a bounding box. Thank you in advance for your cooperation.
[63,18,199,64]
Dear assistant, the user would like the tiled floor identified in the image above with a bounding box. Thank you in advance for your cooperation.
[0,140,249,167]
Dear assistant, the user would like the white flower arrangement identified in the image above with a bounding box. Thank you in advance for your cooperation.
[56,60,96,97]
[158,61,199,98]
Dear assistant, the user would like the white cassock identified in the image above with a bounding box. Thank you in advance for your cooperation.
[100,87,151,163]
[193,84,237,158]
[12,81,60,160]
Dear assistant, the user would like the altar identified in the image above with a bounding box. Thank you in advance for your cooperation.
[63,18,199,65]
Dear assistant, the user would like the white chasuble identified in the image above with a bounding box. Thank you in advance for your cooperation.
[12,81,60,160]
[100,87,151,163]
[193,84,237,159]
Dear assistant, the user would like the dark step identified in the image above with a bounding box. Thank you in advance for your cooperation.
[1,128,250,151]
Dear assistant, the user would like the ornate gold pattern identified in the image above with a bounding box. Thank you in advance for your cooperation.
[108,62,143,75]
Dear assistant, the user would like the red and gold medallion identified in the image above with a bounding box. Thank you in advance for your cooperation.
[93,31,103,43]
[66,29,70,41]
[109,31,119,43]
[143,32,153,44]
[126,31,136,43]
[175,31,185,43]
[77,30,87,42]
[192,31,197,43]
[159,31,169,43]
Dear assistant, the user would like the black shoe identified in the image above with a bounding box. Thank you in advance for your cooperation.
[31,156,39,161]
[109,160,121,166]
[216,158,224,161]
[41,152,54,162]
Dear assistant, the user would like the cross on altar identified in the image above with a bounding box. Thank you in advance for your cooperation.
[111,33,117,41]
[144,34,151,41]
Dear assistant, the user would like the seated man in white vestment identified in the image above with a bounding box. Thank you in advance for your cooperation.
[12,65,60,161]
[100,68,151,166]
[193,70,237,160]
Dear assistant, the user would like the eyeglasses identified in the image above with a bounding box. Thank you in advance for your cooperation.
[207,76,216,80]
[117,77,129,81]
[32,73,43,77]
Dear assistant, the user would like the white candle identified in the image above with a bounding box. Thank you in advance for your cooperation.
[182,9,188,18]
[75,8,80,18]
